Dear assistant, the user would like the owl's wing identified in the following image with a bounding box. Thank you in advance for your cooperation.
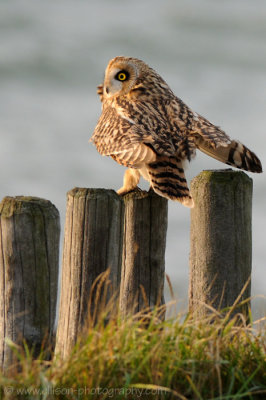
[92,96,195,160]
[165,98,231,149]
[91,104,159,167]
[166,97,262,172]
[191,113,262,173]
[191,113,231,147]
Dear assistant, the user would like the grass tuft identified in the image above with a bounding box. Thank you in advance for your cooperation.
[0,302,265,399]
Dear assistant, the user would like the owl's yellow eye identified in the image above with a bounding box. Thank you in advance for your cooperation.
[115,70,129,81]
[118,72,126,81]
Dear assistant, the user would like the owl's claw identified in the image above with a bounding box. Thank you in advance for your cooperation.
[117,186,142,196]
[117,168,141,196]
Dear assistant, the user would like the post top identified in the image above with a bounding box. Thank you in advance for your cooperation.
[0,196,58,218]
[191,169,252,189]
[67,187,120,200]
[67,187,164,202]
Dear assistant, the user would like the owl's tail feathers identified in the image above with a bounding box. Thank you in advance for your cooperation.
[147,158,194,208]
[196,138,262,173]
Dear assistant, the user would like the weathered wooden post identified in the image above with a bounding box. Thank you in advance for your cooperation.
[119,190,168,317]
[55,188,123,358]
[189,170,252,319]
[55,188,168,358]
[0,196,60,369]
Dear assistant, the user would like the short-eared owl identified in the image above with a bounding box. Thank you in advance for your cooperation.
[91,56,262,207]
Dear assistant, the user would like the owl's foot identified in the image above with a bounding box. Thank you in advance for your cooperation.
[117,186,142,196]
[117,168,140,195]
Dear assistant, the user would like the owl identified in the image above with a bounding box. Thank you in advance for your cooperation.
[91,56,262,207]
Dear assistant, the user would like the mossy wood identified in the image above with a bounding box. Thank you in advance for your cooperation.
[0,196,60,369]
[189,170,252,319]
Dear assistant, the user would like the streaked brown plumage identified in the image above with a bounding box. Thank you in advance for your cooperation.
[91,56,262,207]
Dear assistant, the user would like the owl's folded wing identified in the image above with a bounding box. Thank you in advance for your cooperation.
[91,104,177,167]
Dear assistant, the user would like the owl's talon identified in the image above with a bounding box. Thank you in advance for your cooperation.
[117,186,142,196]
[117,187,128,196]
[116,168,141,196]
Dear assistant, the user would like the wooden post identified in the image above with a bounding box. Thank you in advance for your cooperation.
[0,196,60,369]
[55,188,123,359]
[56,188,168,357]
[119,190,168,317]
[189,170,252,319]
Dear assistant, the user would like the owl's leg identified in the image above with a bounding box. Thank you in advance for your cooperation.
[117,168,140,195]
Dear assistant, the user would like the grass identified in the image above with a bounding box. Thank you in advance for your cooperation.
[0,301,265,400]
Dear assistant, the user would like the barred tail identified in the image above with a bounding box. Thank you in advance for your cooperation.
[196,138,262,173]
[147,157,194,208]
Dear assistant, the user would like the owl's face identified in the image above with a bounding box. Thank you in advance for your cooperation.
[102,56,172,102]
[103,57,141,99]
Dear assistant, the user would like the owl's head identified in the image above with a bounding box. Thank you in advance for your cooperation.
[102,56,141,98]
[101,56,167,100]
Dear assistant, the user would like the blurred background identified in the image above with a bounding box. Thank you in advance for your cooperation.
[0,0,265,318]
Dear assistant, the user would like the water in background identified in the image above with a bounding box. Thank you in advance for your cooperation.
[0,0,265,317]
